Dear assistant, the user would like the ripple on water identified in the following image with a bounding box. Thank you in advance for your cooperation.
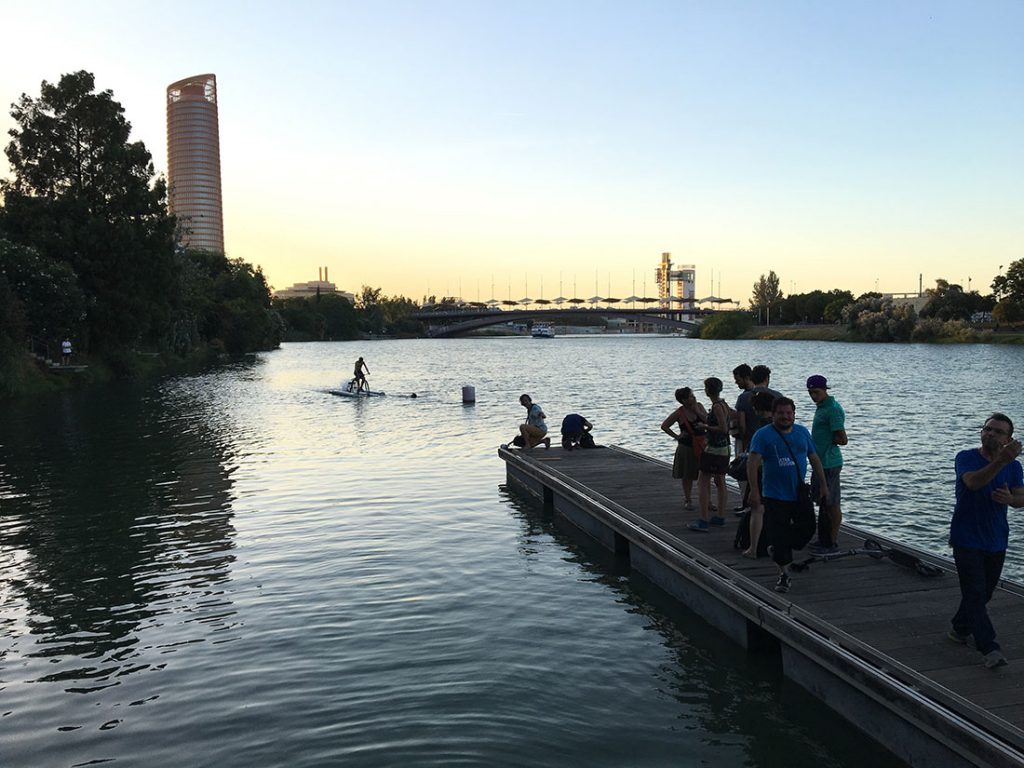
[2,338,1017,767]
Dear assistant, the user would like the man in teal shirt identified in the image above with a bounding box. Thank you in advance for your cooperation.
[807,375,847,553]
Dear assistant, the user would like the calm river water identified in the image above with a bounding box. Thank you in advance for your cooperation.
[2,337,1023,767]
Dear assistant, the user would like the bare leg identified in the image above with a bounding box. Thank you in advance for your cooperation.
[698,472,711,522]
[715,474,727,518]
[744,506,764,557]
[520,424,532,449]
[830,504,842,544]
[683,479,693,505]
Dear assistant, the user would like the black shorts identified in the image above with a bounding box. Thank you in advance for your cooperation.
[699,452,729,475]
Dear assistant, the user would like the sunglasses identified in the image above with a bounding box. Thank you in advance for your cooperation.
[982,425,1010,436]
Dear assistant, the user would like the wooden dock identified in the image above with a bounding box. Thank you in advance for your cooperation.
[500,444,1024,768]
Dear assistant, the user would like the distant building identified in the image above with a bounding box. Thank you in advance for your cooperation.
[167,74,225,253]
[275,268,355,303]
[655,252,696,309]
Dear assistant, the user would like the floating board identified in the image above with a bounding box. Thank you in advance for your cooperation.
[329,388,386,398]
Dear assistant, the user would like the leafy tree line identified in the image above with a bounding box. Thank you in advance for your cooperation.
[0,70,281,376]
[742,264,1024,341]
[272,286,424,341]
[695,266,1024,341]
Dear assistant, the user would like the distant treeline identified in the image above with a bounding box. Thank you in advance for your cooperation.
[274,287,423,341]
[697,268,1024,342]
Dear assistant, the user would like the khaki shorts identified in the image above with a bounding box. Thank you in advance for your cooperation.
[810,466,842,507]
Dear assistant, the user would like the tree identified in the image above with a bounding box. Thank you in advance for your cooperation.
[919,278,993,321]
[750,271,783,324]
[0,237,85,343]
[992,259,1024,303]
[992,300,1024,325]
[1,71,177,352]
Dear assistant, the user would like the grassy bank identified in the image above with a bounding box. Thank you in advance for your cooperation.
[0,345,229,401]
[737,325,1024,344]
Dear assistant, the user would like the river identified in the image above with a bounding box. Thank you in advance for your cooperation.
[2,336,1022,767]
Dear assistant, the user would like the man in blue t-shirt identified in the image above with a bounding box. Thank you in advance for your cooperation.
[747,397,828,594]
[948,413,1024,669]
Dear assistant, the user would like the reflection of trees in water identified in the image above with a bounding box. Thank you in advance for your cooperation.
[0,386,238,691]
[497,484,906,768]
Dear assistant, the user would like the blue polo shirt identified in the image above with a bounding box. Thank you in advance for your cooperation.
[950,449,1024,552]
[749,424,816,501]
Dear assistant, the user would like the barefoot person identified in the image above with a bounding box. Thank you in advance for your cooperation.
[518,394,550,450]
[948,413,1024,669]
[688,377,731,532]
[662,387,707,511]
[742,390,775,558]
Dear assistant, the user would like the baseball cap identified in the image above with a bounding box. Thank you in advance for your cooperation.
[806,375,829,390]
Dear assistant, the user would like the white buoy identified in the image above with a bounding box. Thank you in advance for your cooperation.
[462,385,476,404]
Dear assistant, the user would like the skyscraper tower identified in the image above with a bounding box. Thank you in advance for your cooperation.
[166,74,224,252]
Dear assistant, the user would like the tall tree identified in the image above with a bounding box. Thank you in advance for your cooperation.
[1,71,177,352]
[750,271,784,323]
[992,259,1024,303]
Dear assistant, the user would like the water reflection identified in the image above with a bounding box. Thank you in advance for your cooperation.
[0,385,238,697]
[499,483,906,768]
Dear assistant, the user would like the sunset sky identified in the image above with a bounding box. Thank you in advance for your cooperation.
[2,1,1021,305]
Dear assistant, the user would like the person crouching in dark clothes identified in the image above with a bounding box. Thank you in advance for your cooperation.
[561,414,594,450]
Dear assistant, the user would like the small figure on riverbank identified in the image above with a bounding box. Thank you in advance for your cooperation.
[353,357,370,392]
[62,338,72,366]
[948,413,1023,669]
[662,387,707,511]
[517,394,550,450]
[806,375,848,555]
[747,397,828,593]
[561,413,594,450]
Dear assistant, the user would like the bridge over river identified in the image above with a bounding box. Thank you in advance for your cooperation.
[410,307,718,337]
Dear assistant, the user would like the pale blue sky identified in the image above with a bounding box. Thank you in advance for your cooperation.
[2,1,1021,302]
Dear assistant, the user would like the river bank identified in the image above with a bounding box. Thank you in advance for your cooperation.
[739,324,1024,344]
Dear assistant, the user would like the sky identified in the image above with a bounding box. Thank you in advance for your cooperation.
[1,0,1022,305]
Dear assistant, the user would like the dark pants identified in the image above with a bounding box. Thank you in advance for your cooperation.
[951,546,1006,654]
[763,498,799,567]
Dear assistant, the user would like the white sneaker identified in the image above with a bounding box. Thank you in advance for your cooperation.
[984,650,1008,669]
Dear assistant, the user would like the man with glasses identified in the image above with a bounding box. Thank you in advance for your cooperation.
[948,413,1024,669]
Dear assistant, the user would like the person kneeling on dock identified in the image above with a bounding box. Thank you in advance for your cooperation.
[746,397,828,594]
[948,413,1023,669]
[516,394,550,450]
[561,413,594,450]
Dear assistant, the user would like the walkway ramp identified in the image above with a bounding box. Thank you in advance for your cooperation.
[499,444,1024,768]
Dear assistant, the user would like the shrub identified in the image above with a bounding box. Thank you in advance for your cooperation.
[691,311,755,339]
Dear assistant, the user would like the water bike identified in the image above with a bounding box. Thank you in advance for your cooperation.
[329,379,386,398]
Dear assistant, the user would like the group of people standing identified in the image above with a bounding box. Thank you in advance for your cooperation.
[663,364,847,594]
[663,367,1024,669]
